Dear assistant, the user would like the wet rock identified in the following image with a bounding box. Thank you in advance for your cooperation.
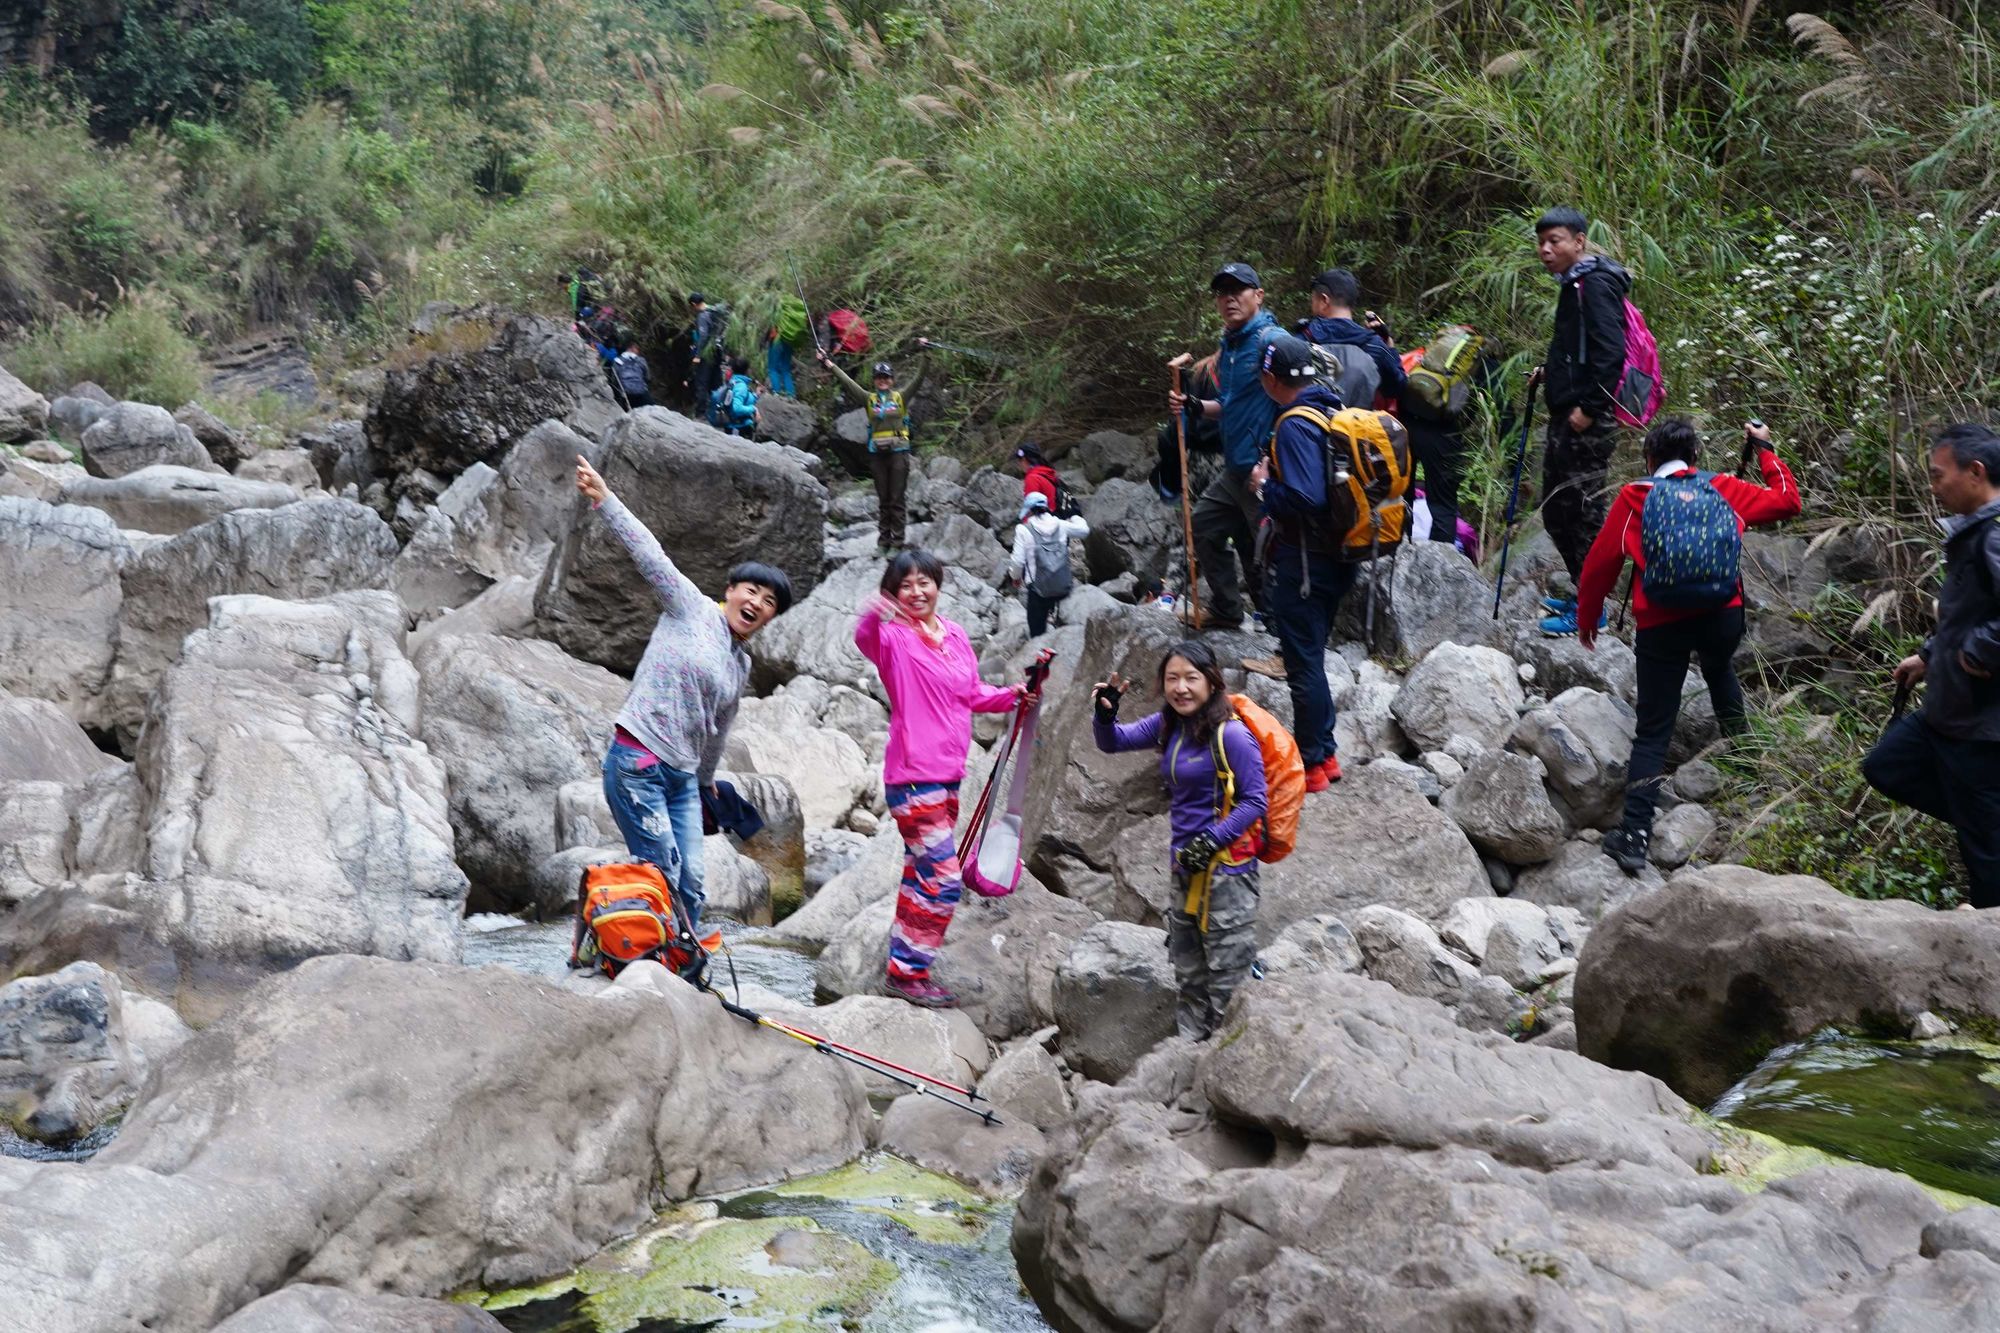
[56,464,301,535]
[1507,686,1635,827]
[1441,749,1570,865]
[1579,864,2000,1104]
[877,1092,1046,1194]
[0,962,146,1143]
[80,402,218,479]
[0,499,130,728]
[415,633,627,915]
[539,409,827,674]
[0,955,870,1333]
[1390,641,1525,752]
[1511,837,1663,923]
[1052,920,1176,1084]
[0,365,52,443]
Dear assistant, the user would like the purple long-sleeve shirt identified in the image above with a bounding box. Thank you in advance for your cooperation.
[1093,710,1267,875]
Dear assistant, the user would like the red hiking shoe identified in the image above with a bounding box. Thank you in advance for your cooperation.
[886,975,958,1009]
[1304,762,1330,794]
[1320,755,1343,784]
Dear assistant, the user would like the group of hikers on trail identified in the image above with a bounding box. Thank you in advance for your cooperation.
[555,202,2000,1039]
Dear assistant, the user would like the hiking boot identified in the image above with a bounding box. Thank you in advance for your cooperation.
[1319,755,1343,784]
[1304,762,1330,794]
[1197,613,1245,633]
[1539,605,1608,638]
[1241,654,1287,680]
[886,975,958,1008]
[1541,595,1576,614]
[1601,827,1651,875]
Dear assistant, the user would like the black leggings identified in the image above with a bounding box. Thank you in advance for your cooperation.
[1624,607,1747,833]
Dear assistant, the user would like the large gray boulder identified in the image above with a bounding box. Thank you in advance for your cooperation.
[1390,640,1525,752]
[1081,478,1178,585]
[1051,920,1177,1083]
[0,363,51,442]
[0,764,143,909]
[0,499,130,728]
[106,498,398,742]
[2,594,466,1020]
[1506,685,1636,827]
[1066,429,1152,483]
[537,408,828,673]
[1579,864,2000,1105]
[56,464,301,535]
[1335,540,1500,660]
[232,447,318,491]
[79,402,218,479]
[878,1090,1048,1194]
[172,402,248,471]
[1016,970,2000,1333]
[1740,530,1835,682]
[212,1286,506,1333]
[1440,749,1570,866]
[0,955,870,1332]
[364,308,620,501]
[414,633,627,915]
[1510,624,1639,703]
[753,393,819,449]
[0,693,117,785]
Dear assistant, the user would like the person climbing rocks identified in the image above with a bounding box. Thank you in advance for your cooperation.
[1248,333,1351,791]
[1863,422,2000,907]
[856,549,1037,1007]
[1295,267,1404,410]
[1402,326,1505,555]
[1015,442,1062,512]
[762,322,797,398]
[1008,490,1090,636]
[1092,639,1267,1040]
[1535,206,1631,638]
[688,291,728,411]
[1576,417,1800,872]
[821,352,925,553]
[572,453,794,930]
[613,337,653,410]
[710,354,758,436]
[1168,261,1282,631]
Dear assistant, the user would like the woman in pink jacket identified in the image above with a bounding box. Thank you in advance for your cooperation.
[856,549,1033,1007]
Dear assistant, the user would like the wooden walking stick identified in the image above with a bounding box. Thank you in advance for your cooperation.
[1168,353,1203,629]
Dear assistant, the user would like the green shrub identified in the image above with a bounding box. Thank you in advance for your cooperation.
[8,304,205,406]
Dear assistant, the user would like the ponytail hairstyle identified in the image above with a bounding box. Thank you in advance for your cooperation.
[1155,639,1234,747]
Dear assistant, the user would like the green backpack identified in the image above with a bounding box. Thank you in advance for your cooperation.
[1401,325,1485,422]
[776,296,811,349]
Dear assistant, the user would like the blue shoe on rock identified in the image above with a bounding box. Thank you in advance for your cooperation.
[1539,605,1608,638]
[1542,595,1575,614]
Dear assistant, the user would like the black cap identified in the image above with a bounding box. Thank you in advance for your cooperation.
[1260,333,1318,383]
[872,361,894,377]
[1210,262,1261,292]
[688,291,706,305]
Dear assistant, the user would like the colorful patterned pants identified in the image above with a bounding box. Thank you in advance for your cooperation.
[885,781,962,983]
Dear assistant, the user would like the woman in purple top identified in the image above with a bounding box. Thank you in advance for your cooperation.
[1092,639,1267,1040]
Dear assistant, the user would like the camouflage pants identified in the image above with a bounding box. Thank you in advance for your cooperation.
[1167,866,1260,1040]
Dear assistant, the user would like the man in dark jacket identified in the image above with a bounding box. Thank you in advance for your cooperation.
[1864,422,2000,907]
[1535,207,1630,637]
[1249,334,1354,792]
[1168,262,1282,631]
[688,292,726,410]
[1296,268,1404,409]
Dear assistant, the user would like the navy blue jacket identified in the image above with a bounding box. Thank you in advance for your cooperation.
[1262,383,1343,547]
[1926,497,2000,742]
[1215,310,1282,470]
[1302,316,1406,397]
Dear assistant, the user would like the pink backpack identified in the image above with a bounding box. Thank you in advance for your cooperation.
[1575,273,1665,428]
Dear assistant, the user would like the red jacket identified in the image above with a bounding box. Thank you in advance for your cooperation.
[1577,448,1801,634]
[1024,465,1060,509]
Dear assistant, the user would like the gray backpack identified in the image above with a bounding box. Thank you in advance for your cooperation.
[1306,340,1381,411]
[1029,522,1075,599]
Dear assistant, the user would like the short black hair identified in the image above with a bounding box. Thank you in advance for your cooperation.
[1536,206,1590,237]
[727,561,794,614]
[879,547,946,597]
[1311,268,1361,308]
[1934,422,2000,478]
[729,354,750,375]
[1642,416,1702,469]
[1015,442,1050,468]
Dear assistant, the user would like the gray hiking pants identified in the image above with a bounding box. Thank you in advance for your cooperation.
[1167,865,1260,1040]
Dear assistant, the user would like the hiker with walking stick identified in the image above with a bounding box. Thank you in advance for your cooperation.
[857,550,1039,1008]
[1092,641,1267,1040]
[1574,418,1799,873]
[1168,262,1282,632]
[1862,423,2000,907]
[571,454,795,932]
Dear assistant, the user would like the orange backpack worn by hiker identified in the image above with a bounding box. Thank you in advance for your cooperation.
[569,862,720,979]
[1211,694,1305,867]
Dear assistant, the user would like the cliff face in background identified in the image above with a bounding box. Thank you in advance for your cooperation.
[0,0,123,75]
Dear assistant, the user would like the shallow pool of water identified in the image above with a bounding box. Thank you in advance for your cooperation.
[463,915,819,1007]
[1712,1028,2000,1204]
[0,1121,118,1163]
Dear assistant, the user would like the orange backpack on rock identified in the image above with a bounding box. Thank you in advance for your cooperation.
[569,863,720,978]
[1212,694,1305,866]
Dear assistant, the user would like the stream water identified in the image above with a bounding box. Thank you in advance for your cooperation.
[1711,1028,2000,1205]
[463,914,819,1006]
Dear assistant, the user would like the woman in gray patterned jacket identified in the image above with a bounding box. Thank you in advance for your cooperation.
[573,454,794,928]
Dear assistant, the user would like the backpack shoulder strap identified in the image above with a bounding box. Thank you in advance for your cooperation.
[1209,717,1238,820]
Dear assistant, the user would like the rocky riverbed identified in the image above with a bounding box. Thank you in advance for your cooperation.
[2,315,1998,1329]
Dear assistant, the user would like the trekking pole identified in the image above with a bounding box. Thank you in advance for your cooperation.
[789,255,827,360]
[1890,679,1913,724]
[1490,367,1544,619]
[915,335,1013,364]
[1169,353,1204,629]
[711,993,1002,1125]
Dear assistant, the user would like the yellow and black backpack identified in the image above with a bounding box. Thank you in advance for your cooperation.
[1267,405,1412,562]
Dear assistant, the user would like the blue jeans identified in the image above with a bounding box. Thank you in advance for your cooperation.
[601,743,707,929]
[767,339,796,396]
[1264,545,1358,767]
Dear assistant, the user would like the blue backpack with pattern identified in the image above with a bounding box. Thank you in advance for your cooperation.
[1639,470,1741,608]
